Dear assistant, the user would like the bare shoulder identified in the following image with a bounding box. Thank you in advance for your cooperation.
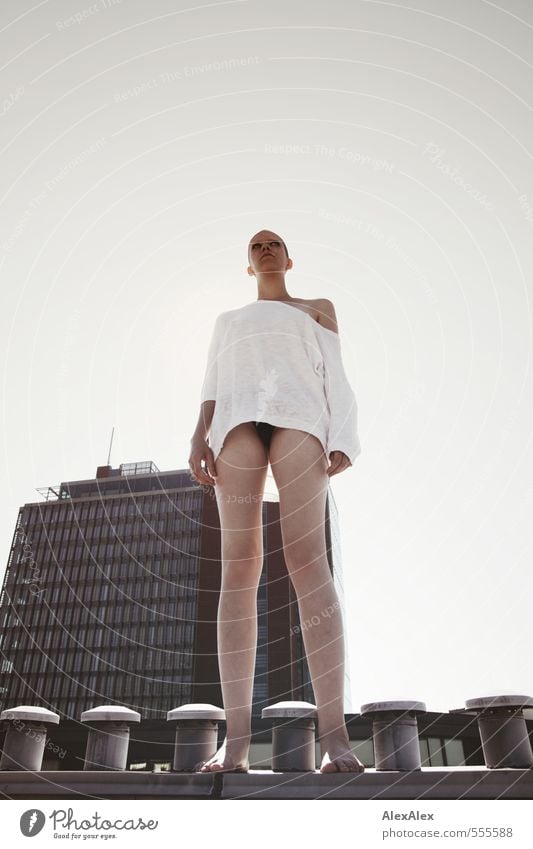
[313,298,339,333]
[288,297,339,333]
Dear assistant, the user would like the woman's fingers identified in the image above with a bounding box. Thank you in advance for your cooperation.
[327,452,342,476]
[327,451,351,477]
[189,449,217,487]
[190,464,213,486]
[202,449,217,485]
[206,454,218,483]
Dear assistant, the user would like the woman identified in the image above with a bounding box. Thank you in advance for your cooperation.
[188,229,364,773]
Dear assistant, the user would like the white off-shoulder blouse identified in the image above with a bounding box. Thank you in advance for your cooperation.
[200,299,361,465]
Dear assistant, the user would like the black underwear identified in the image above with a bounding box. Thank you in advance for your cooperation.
[254,421,275,449]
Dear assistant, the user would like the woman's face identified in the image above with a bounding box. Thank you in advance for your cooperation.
[247,232,289,275]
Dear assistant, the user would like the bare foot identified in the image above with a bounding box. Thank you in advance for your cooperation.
[194,737,250,773]
[319,735,365,773]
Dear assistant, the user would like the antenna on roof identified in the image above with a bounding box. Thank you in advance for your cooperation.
[107,426,115,466]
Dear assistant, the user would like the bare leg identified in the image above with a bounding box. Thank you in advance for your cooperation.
[196,422,269,772]
[269,427,365,773]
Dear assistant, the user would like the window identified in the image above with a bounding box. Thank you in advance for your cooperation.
[443,739,465,766]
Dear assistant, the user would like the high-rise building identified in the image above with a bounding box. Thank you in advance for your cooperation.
[0,461,352,725]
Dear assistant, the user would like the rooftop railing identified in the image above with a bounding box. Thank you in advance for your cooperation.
[1,695,532,799]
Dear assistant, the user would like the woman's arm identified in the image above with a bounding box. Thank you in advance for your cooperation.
[190,310,223,486]
[315,299,362,472]
[191,399,216,443]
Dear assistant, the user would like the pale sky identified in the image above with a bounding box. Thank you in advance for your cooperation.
[1,0,533,716]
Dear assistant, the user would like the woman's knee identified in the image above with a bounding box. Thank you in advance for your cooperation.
[221,536,263,561]
[281,521,329,584]
[279,504,327,560]
[283,541,327,576]
[220,555,263,590]
[285,557,332,597]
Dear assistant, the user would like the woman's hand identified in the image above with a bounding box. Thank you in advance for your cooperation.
[327,450,352,477]
[188,437,218,487]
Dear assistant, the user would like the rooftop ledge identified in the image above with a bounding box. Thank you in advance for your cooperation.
[0,766,532,800]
